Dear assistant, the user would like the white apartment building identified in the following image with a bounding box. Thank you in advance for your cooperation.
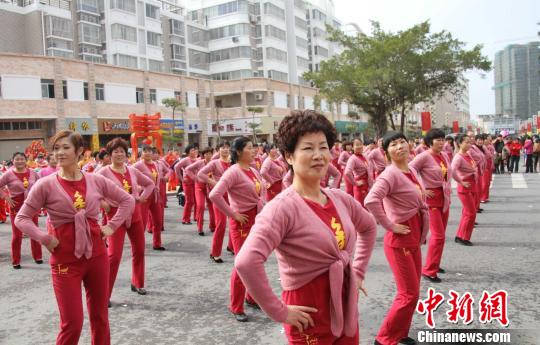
[0,0,343,84]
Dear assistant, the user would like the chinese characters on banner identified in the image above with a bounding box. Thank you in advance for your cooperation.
[416,288,509,328]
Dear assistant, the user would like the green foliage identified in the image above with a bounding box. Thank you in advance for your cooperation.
[305,21,491,137]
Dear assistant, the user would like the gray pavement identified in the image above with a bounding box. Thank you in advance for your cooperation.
[0,173,539,344]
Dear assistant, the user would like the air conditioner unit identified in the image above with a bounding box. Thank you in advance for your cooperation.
[232,36,239,43]
[255,93,264,101]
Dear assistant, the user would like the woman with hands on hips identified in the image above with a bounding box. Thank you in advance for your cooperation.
[235,110,377,344]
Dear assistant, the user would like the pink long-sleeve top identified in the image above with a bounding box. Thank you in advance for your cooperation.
[174,157,198,184]
[185,159,210,184]
[469,145,486,175]
[235,187,377,337]
[97,165,154,224]
[451,152,478,194]
[132,160,161,201]
[197,158,230,187]
[0,168,40,201]
[337,150,351,170]
[368,147,387,173]
[157,158,172,182]
[14,172,134,262]
[443,142,454,162]
[39,166,58,178]
[260,157,287,186]
[414,144,428,155]
[209,164,265,218]
[364,165,429,244]
[524,139,533,155]
[283,165,341,189]
[343,153,373,188]
[409,150,453,213]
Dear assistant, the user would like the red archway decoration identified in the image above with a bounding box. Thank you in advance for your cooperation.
[129,113,163,159]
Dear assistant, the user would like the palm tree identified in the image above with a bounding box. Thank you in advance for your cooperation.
[162,97,186,145]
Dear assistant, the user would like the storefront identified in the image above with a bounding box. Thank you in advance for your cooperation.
[0,118,55,160]
[334,120,368,140]
[98,118,132,147]
[207,117,274,145]
[64,117,97,150]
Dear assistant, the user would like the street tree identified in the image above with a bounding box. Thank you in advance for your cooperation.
[162,97,187,145]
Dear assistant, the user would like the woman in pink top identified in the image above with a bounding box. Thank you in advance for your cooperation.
[198,141,233,262]
[344,138,374,206]
[338,141,353,195]
[174,145,199,224]
[98,137,154,299]
[209,136,266,322]
[443,136,455,162]
[133,146,165,250]
[451,134,477,246]
[185,147,216,236]
[236,110,377,344]
[364,131,429,345]
[368,138,388,179]
[40,154,59,178]
[409,129,453,283]
[0,152,42,268]
[15,130,134,345]
[260,143,287,201]
[481,134,495,202]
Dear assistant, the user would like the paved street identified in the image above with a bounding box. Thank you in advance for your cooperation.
[0,173,539,345]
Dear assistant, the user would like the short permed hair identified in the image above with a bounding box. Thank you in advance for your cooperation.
[106,137,129,155]
[424,128,446,147]
[382,131,408,154]
[277,110,337,156]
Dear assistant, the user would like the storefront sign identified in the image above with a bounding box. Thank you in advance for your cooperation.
[98,119,130,134]
[207,118,261,136]
[64,117,96,135]
[186,120,202,133]
[160,119,184,135]
[334,120,368,134]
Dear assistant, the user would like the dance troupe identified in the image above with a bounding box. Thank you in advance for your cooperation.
[0,109,496,345]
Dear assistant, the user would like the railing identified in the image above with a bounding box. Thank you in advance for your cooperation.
[39,0,71,10]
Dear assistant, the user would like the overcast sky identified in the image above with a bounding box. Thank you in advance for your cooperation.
[333,0,540,118]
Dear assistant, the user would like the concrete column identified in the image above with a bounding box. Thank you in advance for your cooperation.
[197,79,209,147]
[53,58,65,133]
[241,79,247,117]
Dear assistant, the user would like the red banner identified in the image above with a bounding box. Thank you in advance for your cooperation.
[421,112,432,135]
[452,121,459,133]
[527,122,532,135]
[537,117,540,134]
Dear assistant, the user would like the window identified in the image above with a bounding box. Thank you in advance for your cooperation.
[209,23,250,40]
[267,70,288,82]
[295,16,307,31]
[297,56,309,69]
[0,122,11,130]
[210,46,251,62]
[79,23,100,44]
[264,25,286,41]
[149,59,163,72]
[113,53,138,68]
[111,24,137,42]
[187,26,209,47]
[95,83,104,101]
[171,44,186,60]
[314,45,328,57]
[149,89,156,104]
[83,82,89,100]
[78,12,100,24]
[211,70,252,80]
[12,122,27,130]
[46,38,73,51]
[41,79,55,98]
[45,16,72,39]
[312,9,326,22]
[147,31,162,47]
[296,36,308,50]
[62,80,68,99]
[188,49,209,69]
[203,0,248,18]
[266,47,287,62]
[28,121,42,130]
[170,19,184,36]
[136,88,144,103]
[313,28,326,39]
[174,91,181,100]
[110,0,135,13]
[263,2,284,18]
[76,0,99,13]
[145,4,159,19]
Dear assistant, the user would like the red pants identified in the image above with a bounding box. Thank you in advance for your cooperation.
[0,199,7,222]
[229,207,257,314]
[352,184,368,206]
[51,254,110,345]
[182,182,196,223]
[168,173,178,191]
[195,183,216,233]
[344,179,353,196]
[210,196,232,258]
[107,220,145,298]
[283,272,359,344]
[376,246,421,345]
[266,180,283,201]
[160,180,167,207]
[140,196,163,247]
[422,207,449,277]
[456,192,477,241]
[480,168,491,202]
[10,213,42,265]
[475,172,482,210]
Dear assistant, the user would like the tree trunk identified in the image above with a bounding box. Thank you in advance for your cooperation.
[399,104,406,133]
[370,111,388,138]
[389,113,396,131]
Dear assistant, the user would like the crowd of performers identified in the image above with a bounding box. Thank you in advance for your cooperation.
[0,109,513,345]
